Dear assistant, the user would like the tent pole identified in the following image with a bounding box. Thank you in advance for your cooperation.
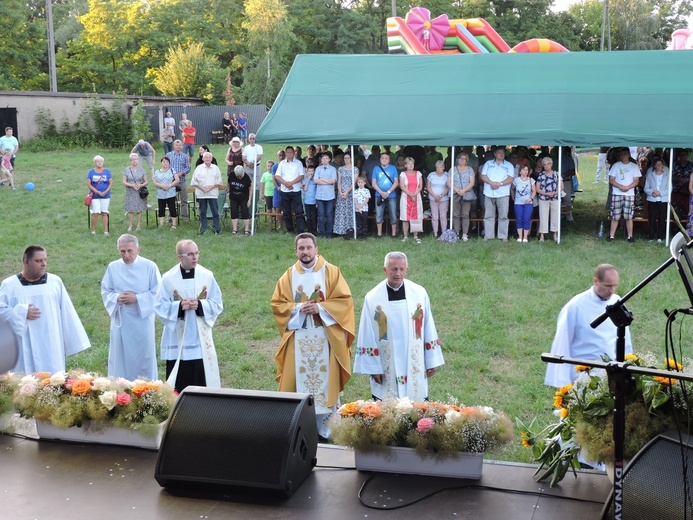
[449,146,455,237]
[250,162,257,236]
[351,145,357,239]
[666,147,674,246]
[557,146,562,244]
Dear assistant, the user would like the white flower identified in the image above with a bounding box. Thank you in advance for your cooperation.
[445,409,461,421]
[49,372,66,386]
[99,390,117,411]
[91,377,112,392]
[78,373,95,381]
[395,397,414,413]
[131,379,146,387]
[20,374,38,385]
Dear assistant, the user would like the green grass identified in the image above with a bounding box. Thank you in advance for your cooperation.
[3,147,691,463]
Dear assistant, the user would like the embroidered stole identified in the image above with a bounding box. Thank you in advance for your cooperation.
[292,262,331,414]
[163,268,220,388]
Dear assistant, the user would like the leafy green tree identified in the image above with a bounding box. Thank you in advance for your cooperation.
[238,0,297,106]
[148,42,226,102]
[0,0,47,90]
[568,0,605,51]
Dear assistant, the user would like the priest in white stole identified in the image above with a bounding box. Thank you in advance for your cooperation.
[0,245,90,374]
[271,233,355,437]
[154,239,222,392]
[101,234,161,381]
[355,251,444,401]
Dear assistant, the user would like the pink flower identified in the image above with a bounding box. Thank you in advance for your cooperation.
[417,418,434,433]
[116,392,132,406]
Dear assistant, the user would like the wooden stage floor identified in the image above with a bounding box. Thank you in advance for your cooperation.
[1,427,612,520]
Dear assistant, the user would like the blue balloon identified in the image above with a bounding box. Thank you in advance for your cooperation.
[25,182,34,191]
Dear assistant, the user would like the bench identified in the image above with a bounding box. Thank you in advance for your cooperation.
[211,130,227,144]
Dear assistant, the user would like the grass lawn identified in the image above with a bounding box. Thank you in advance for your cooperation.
[2,145,691,463]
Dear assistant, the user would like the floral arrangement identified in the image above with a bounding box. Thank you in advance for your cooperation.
[329,397,513,459]
[0,372,19,416]
[518,353,690,487]
[14,370,177,436]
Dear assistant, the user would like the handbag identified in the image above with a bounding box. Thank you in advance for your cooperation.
[410,219,423,233]
[138,186,149,199]
[84,192,93,206]
[175,185,182,192]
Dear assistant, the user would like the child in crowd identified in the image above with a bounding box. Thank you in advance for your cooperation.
[0,148,15,189]
[354,176,371,239]
[260,160,278,230]
[302,166,318,235]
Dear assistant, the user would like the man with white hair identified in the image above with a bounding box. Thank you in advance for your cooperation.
[162,112,176,154]
[101,234,161,381]
[354,251,444,401]
[131,139,156,174]
[190,151,222,235]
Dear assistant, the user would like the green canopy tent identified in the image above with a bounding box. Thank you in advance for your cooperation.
[256,51,693,242]
[257,51,693,147]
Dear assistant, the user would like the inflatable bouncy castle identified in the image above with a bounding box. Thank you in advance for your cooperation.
[387,7,569,55]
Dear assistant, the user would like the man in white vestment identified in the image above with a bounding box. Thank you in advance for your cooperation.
[0,245,90,374]
[545,264,633,388]
[271,233,355,438]
[154,239,222,392]
[101,234,161,381]
[354,251,444,401]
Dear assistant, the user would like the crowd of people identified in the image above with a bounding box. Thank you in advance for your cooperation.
[85,121,693,245]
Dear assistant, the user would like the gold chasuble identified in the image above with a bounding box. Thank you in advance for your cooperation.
[271,256,355,411]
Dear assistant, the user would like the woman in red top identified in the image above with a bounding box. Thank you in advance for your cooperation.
[399,157,424,244]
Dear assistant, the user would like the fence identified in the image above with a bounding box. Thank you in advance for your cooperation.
[145,104,268,147]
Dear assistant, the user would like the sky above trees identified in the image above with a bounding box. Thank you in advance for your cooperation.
[2,0,690,106]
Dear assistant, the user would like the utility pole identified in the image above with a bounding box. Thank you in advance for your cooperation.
[600,0,611,51]
[46,0,57,91]
[391,0,396,17]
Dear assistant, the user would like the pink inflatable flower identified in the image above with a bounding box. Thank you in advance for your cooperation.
[405,7,449,52]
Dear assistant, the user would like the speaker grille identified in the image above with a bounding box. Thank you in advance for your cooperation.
[158,393,303,485]
[604,433,693,519]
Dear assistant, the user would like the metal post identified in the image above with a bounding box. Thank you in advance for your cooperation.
[46,0,57,92]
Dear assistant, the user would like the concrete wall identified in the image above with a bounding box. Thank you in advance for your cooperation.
[0,91,203,141]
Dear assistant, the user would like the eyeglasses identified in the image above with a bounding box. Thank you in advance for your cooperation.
[179,251,200,258]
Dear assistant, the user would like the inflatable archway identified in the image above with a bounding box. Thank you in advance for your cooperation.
[387,7,569,55]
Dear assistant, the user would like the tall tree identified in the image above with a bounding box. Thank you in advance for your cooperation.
[239,0,296,106]
[0,0,47,90]
[148,42,226,102]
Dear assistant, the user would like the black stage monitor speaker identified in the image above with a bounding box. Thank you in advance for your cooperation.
[602,430,693,519]
[155,387,318,497]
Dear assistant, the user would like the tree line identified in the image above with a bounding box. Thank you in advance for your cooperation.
[2,0,690,107]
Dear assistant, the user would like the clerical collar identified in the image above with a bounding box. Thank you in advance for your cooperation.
[179,266,195,279]
[17,273,48,286]
[386,281,406,301]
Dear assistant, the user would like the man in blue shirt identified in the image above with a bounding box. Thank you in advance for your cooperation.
[373,153,399,239]
[166,140,192,221]
[480,147,514,241]
[314,153,337,238]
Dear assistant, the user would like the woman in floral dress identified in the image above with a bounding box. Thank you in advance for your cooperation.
[399,157,424,243]
[333,152,359,237]
[122,153,149,232]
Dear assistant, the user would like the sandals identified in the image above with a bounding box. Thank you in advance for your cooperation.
[232,230,237,235]
[244,231,250,236]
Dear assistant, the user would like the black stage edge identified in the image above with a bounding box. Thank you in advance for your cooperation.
[1,433,611,520]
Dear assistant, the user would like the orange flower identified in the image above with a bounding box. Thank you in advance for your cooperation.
[557,383,573,395]
[41,378,51,387]
[131,383,157,397]
[340,402,360,417]
[449,404,462,412]
[553,395,563,408]
[413,402,429,413]
[35,372,51,380]
[521,431,532,448]
[665,358,684,371]
[654,376,678,386]
[360,402,382,418]
[575,365,590,373]
[560,408,569,419]
[70,379,92,396]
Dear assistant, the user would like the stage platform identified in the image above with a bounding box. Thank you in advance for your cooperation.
[1,427,612,520]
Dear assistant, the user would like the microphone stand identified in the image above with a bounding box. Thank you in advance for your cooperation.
[543,241,693,518]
